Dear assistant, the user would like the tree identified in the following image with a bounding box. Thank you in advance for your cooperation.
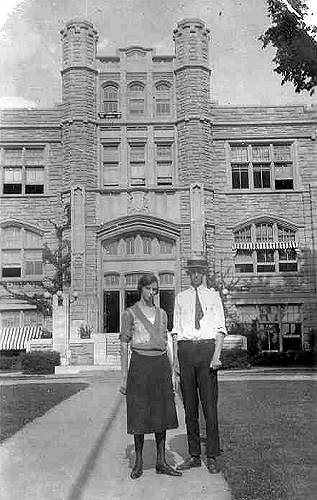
[0,216,71,317]
[260,0,317,94]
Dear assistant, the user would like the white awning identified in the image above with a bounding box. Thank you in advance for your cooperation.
[232,241,298,251]
[0,326,42,350]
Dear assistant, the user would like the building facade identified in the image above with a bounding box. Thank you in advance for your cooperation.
[0,18,316,358]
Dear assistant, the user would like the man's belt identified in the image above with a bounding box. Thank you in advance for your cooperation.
[178,338,215,344]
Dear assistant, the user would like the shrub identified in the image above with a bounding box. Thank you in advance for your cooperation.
[21,350,60,374]
[252,350,315,367]
[221,349,252,370]
[0,352,24,371]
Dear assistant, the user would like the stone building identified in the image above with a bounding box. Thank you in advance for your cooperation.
[0,18,316,361]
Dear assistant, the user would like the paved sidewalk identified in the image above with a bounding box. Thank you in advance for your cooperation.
[0,376,232,500]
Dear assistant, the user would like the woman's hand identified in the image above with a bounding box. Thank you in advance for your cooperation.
[119,385,127,395]
[119,375,127,395]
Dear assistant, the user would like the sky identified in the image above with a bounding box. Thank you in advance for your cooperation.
[0,0,316,109]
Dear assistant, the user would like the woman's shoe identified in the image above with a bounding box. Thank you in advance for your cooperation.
[130,462,143,479]
[156,463,182,476]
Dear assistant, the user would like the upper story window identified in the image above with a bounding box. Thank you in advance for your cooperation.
[103,84,119,114]
[129,143,145,186]
[1,147,45,195]
[102,234,175,259]
[155,82,171,117]
[0,225,43,280]
[156,143,173,185]
[102,143,119,186]
[233,220,298,274]
[230,143,294,191]
[128,82,145,116]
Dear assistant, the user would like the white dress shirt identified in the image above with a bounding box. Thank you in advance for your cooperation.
[172,285,227,340]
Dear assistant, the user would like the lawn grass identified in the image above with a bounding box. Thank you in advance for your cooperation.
[219,380,317,500]
[0,382,88,443]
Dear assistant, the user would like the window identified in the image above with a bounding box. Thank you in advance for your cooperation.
[102,144,119,186]
[156,143,173,185]
[103,85,119,114]
[237,304,302,352]
[155,82,171,116]
[129,144,145,186]
[126,236,135,255]
[159,238,174,254]
[233,221,298,274]
[2,147,45,195]
[104,273,120,287]
[230,143,294,191]
[128,82,145,116]
[143,236,152,254]
[0,226,43,280]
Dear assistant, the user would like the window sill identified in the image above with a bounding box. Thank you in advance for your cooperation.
[225,189,303,195]
[0,194,51,198]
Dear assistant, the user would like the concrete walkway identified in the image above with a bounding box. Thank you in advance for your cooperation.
[0,374,232,500]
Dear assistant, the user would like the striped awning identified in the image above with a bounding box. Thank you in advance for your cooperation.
[0,326,42,350]
[232,241,298,251]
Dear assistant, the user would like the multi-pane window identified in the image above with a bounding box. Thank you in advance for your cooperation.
[103,85,119,114]
[128,82,145,116]
[102,143,119,186]
[233,222,297,274]
[155,82,171,116]
[230,143,294,191]
[2,147,45,195]
[130,143,145,186]
[156,143,173,185]
[103,234,174,258]
[0,226,43,279]
[0,310,42,328]
[237,303,302,352]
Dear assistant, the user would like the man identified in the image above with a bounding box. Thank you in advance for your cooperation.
[172,257,227,474]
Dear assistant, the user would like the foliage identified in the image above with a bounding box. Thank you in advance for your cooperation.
[78,323,93,339]
[21,350,60,374]
[0,214,71,317]
[220,349,252,370]
[252,349,315,366]
[260,0,317,94]
[0,352,24,371]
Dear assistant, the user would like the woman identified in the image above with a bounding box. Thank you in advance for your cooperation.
[119,273,181,479]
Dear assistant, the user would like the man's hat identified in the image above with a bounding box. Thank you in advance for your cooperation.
[186,257,208,271]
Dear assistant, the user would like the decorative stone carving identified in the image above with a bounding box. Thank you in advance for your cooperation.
[127,191,150,214]
[190,183,205,254]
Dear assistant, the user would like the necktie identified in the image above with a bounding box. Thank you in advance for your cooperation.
[195,288,204,330]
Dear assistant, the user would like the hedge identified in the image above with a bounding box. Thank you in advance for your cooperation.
[21,350,60,374]
[252,350,315,367]
[0,352,24,371]
[220,349,252,370]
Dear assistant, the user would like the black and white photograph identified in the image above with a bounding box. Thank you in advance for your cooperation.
[0,1,316,499]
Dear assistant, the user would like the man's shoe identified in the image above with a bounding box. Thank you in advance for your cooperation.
[130,462,143,479]
[176,456,201,470]
[207,457,220,474]
[156,463,182,476]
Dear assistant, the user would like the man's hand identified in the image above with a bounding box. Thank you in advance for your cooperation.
[209,356,222,370]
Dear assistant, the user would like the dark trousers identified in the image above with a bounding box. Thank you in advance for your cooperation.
[178,340,220,458]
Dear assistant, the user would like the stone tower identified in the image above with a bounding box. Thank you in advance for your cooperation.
[173,19,213,267]
[60,20,99,321]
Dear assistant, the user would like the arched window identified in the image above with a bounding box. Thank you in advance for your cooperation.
[103,84,118,113]
[0,225,43,279]
[155,82,171,116]
[128,82,145,115]
[233,220,298,274]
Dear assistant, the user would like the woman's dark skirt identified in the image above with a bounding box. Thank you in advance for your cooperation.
[126,351,178,434]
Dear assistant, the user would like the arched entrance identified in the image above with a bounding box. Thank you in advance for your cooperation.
[97,215,181,355]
